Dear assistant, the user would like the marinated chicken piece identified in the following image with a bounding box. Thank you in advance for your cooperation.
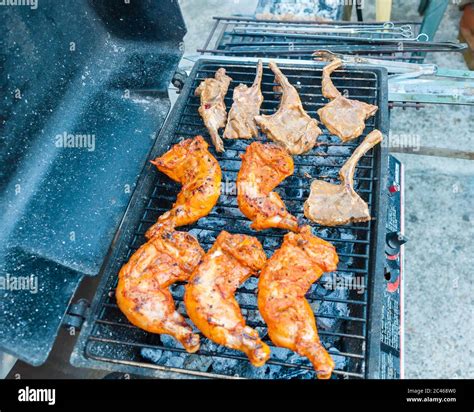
[304,130,383,226]
[195,68,232,152]
[145,136,221,239]
[258,225,339,379]
[185,231,270,367]
[116,229,204,353]
[254,61,322,155]
[224,60,263,139]
[317,58,378,142]
[237,142,299,232]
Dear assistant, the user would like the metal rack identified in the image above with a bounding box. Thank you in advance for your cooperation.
[197,16,472,109]
[72,59,389,379]
[198,16,454,63]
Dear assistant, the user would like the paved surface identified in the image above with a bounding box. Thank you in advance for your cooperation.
[178,0,474,379]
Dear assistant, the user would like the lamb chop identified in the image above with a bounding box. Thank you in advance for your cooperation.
[224,60,263,139]
[304,130,383,226]
[254,61,322,155]
[195,68,232,152]
[317,56,378,142]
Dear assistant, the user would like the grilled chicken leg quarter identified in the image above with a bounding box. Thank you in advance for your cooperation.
[185,231,271,367]
[224,60,264,139]
[195,68,232,152]
[317,58,378,142]
[116,229,204,353]
[258,226,339,379]
[237,141,299,232]
[145,136,221,239]
[254,61,322,155]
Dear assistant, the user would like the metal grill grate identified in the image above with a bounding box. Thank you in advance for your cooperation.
[72,59,388,379]
[199,17,425,63]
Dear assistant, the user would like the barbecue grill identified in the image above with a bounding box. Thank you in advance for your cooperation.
[70,59,389,379]
[1,0,406,380]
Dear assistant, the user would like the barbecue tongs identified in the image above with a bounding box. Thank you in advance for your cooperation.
[313,50,474,107]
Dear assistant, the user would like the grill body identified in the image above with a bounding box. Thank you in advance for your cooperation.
[72,58,389,379]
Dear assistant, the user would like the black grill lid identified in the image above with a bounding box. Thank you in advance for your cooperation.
[0,0,186,365]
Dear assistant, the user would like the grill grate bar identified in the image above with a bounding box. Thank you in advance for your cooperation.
[184,99,379,109]
[86,337,366,378]
[199,49,426,63]
[133,228,372,260]
[142,208,374,234]
[132,227,373,248]
[192,67,378,78]
[95,310,367,340]
[103,292,369,316]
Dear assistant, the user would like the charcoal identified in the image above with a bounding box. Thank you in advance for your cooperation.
[140,348,163,364]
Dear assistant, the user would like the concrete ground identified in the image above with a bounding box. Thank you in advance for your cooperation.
[178,0,474,379]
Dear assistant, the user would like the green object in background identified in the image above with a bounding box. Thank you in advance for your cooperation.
[419,0,449,41]
[418,0,429,15]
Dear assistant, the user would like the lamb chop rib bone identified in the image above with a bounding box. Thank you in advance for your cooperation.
[304,130,383,226]
[224,60,263,139]
[195,68,232,152]
[254,61,322,155]
[318,57,378,142]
